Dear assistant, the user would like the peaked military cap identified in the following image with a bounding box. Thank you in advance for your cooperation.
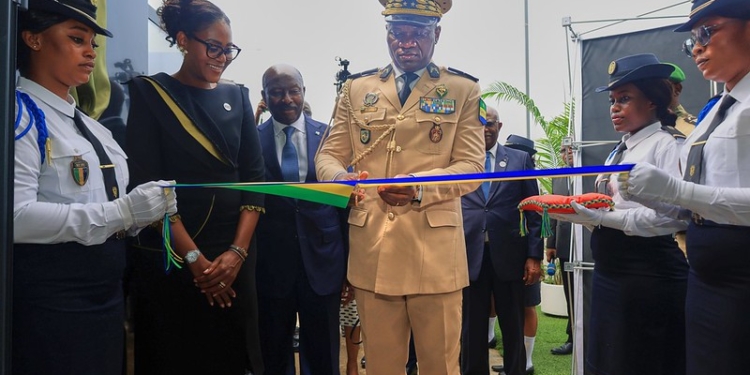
[379,0,452,26]
[674,0,750,32]
[28,0,112,37]
[596,53,675,93]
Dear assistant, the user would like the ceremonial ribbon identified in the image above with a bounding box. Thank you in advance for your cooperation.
[161,164,634,272]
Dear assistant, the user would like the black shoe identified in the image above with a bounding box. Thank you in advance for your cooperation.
[406,363,418,375]
[491,365,534,375]
[488,337,498,349]
[550,342,573,355]
[360,356,366,369]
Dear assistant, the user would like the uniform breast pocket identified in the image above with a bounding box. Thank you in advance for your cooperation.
[415,111,457,155]
[104,143,129,190]
[354,108,387,125]
[50,142,101,196]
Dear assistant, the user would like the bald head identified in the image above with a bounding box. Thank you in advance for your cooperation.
[262,64,304,89]
[261,64,306,125]
[484,107,502,151]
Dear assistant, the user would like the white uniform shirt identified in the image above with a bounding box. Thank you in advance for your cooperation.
[682,71,750,188]
[603,122,687,236]
[273,115,308,182]
[14,77,129,245]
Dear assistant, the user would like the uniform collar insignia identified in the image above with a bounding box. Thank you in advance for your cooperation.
[380,64,393,80]
[427,62,440,78]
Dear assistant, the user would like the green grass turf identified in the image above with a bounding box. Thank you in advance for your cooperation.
[493,306,572,375]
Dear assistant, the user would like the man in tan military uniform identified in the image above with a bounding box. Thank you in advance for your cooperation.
[665,62,696,254]
[315,1,485,374]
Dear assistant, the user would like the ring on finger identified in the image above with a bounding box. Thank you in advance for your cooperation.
[219,281,226,289]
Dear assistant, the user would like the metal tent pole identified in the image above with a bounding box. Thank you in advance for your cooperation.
[0,1,23,373]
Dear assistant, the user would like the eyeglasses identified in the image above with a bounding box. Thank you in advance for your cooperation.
[681,21,732,57]
[190,35,241,61]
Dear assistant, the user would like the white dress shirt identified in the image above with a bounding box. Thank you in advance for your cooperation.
[602,122,687,236]
[273,115,308,182]
[14,77,130,244]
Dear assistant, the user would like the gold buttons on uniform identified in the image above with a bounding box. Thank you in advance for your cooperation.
[397,115,405,121]
[396,146,402,152]
[434,116,441,123]
[388,212,395,220]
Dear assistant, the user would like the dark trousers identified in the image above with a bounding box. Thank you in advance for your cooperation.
[560,258,574,343]
[461,246,526,375]
[258,269,340,375]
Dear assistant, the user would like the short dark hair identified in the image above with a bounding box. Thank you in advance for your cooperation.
[158,0,230,47]
[16,9,69,76]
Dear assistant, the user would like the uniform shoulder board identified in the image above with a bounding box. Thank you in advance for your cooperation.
[661,125,686,139]
[348,68,379,81]
[447,67,479,82]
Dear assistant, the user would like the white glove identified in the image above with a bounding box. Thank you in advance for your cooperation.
[113,180,176,230]
[618,163,685,204]
[549,201,626,233]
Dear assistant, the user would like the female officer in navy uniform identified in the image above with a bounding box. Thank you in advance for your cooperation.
[551,54,689,375]
[620,1,750,374]
[13,1,175,374]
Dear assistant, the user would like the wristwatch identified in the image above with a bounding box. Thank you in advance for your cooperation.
[185,249,201,264]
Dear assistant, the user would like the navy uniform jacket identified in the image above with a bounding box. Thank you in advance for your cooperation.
[461,144,543,281]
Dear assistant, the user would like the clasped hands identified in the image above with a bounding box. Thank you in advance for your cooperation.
[335,171,418,207]
[190,249,244,308]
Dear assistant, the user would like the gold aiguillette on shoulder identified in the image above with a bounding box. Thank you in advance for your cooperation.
[70,156,89,186]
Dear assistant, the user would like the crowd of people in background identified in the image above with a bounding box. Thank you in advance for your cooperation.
[10,0,750,375]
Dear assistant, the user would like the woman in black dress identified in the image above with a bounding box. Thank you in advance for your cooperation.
[551,53,689,375]
[126,1,265,374]
[12,1,175,374]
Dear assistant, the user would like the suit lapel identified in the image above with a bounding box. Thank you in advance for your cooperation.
[259,119,283,180]
[488,145,508,201]
[304,116,324,182]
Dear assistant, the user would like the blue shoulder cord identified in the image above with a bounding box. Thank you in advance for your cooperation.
[14,91,49,164]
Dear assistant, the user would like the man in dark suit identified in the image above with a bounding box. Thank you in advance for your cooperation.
[256,64,347,375]
[460,107,543,375]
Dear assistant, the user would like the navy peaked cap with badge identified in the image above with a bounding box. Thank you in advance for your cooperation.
[595,53,675,93]
[505,134,537,156]
[379,0,452,26]
[674,0,750,32]
[28,0,112,37]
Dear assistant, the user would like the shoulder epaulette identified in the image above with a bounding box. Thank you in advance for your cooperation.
[661,125,686,139]
[447,67,479,82]
[348,68,379,81]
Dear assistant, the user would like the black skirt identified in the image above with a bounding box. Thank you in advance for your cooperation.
[13,240,126,375]
[685,221,750,375]
[587,227,688,375]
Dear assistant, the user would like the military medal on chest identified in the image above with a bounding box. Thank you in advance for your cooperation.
[429,123,443,143]
[70,156,89,186]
